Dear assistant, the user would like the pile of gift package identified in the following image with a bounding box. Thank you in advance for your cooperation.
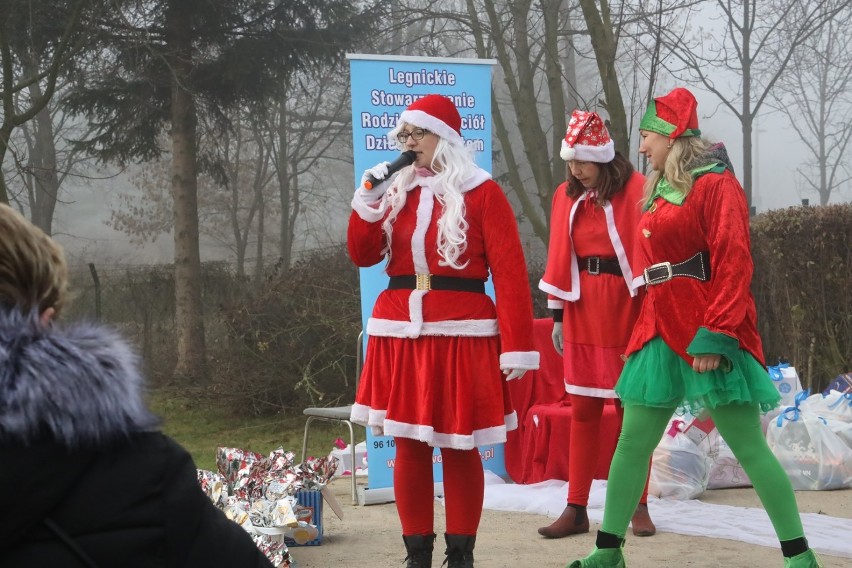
[650,367,852,499]
[197,447,341,567]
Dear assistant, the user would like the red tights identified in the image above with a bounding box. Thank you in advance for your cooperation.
[393,437,484,536]
[567,394,650,507]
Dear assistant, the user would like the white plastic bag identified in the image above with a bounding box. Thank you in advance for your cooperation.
[812,391,852,424]
[649,418,711,499]
[707,432,752,489]
[766,395,852,490]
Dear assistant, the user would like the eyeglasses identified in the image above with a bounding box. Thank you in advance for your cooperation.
[396,128,430,144]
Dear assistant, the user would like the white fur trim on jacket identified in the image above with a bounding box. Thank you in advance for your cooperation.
[538,193,637,302]
[499,350,540,370]
[603,200,640,296]
[351,192,387,223]
[367,317,499,338]
[402,167,492,196]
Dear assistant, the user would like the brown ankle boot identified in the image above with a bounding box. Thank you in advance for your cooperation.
[631,503,656,537]
[537,505,589,538]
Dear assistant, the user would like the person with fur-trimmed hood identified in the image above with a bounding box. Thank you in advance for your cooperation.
[348,94,539,567]
[567,88,823,568]
[0,203,273,568]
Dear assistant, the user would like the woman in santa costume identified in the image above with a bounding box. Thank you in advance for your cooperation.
[538,110,655,540]
[568,88,822,568]
[348,94,539,568]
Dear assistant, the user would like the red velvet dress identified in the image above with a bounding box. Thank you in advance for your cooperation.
[347,167,539,450]
[539,172,645,397]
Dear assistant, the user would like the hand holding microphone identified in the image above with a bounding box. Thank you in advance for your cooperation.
[361,150,417,190]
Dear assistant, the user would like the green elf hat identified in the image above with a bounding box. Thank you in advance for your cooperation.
[639,87,701,139]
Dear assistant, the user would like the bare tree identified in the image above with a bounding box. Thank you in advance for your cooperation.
[65,0,379,384]
[268,67,354,269]
[771,16,852,205]
[0,0,90,205]
[644,0,852,206]
[108,129,278,278]
[2,75,101,235]
[200,109,275,279]
[375,1,667,248]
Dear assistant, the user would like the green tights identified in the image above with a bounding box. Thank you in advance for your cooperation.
[601,403,805,542]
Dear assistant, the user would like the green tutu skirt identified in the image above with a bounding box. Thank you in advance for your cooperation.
[616,337,781,415]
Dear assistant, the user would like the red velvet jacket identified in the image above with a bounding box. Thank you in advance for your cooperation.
[539,171,646,306]
[626,169,765,366]
[348,167,539,371]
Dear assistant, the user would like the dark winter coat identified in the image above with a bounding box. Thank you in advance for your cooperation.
[0,309,273,568]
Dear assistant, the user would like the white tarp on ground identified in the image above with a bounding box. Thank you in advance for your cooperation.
[479,474,852,559]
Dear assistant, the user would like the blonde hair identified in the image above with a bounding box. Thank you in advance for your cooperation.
[0,204,68,316]
[383,132,478,269]
[642,136,714,206]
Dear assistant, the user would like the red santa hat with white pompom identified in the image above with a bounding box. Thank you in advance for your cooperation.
[390,94,464,147]
[560,110,615,163]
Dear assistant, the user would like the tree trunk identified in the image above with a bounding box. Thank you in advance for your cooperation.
[27,103,60,235]
[542,0,567,230]
[578,0,630,156]
[277,98,292,270]
[471,0,550,245]
[167,1,207,384]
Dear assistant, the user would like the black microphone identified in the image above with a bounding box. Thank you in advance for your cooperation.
[363,150,417,190]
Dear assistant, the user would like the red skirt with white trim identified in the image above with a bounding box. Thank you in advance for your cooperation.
[562,271,642,398]
[351,334,516,450]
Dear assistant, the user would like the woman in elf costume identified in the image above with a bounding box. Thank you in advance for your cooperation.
[348,94,539,568]
[538,110,655,540]
[567,88,822,568]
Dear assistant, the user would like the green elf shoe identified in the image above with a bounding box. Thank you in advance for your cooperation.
[566,546,626,568]
[784,549,823,568]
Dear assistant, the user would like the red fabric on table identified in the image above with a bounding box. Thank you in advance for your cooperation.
[505,318,621,484]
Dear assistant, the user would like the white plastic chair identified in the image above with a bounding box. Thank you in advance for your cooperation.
[300,331,363,505]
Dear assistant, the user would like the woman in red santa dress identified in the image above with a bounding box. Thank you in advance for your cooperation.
[538,110,655,540]
[567,87,823,568]
[347,94,539,568]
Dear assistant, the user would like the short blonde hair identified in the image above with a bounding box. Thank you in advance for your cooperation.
[0,203,68,316]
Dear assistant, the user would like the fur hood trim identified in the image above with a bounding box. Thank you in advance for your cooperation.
[0,309,160,448]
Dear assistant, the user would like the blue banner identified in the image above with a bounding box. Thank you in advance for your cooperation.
[347,54,504,492]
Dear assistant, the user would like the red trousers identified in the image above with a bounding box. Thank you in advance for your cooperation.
[394,437,484,536]
[568,394,650,506]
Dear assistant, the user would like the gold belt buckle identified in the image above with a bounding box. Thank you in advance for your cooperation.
[415,273,431,291]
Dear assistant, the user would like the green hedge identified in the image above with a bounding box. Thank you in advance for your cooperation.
[751,204,852,393]
[65,204,851,412]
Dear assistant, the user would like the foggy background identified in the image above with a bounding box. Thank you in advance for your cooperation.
[49,84,848,266]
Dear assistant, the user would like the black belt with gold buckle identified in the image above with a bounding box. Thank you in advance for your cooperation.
[643,251,711,286]
[387,274,486,293]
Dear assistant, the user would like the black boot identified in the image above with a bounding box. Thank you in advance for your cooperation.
[443,533,475,568]
[403,533,435,568]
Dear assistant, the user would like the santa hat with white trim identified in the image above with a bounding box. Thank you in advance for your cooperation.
[560,110,615,163]
[390,94,464,147]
